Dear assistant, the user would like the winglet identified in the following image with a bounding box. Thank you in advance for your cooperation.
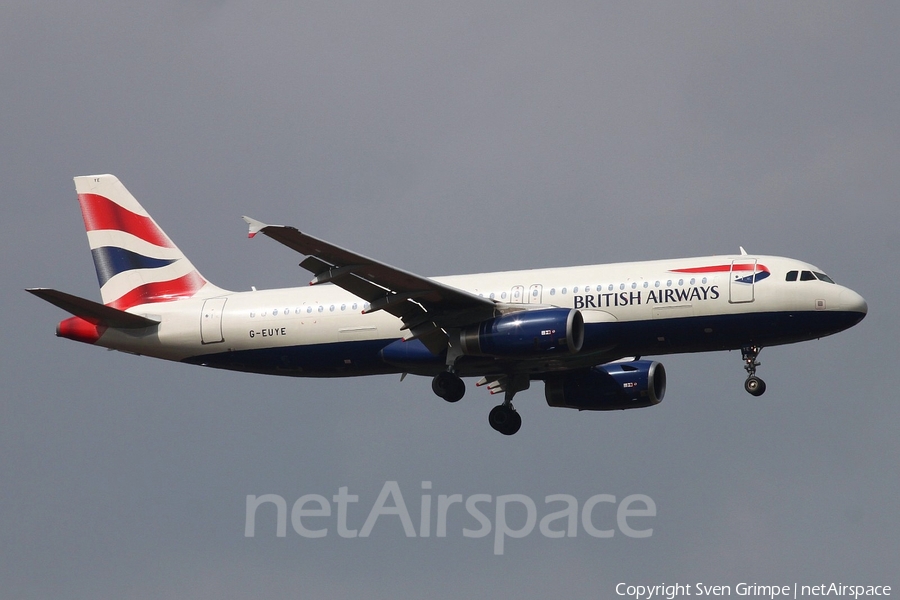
[242,216,268,239]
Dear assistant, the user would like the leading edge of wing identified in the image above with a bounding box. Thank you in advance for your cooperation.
[241,216,497,325]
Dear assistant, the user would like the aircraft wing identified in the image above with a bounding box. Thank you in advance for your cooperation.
[242,217,498,353]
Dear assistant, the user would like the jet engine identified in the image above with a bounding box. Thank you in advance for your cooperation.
[460,308,584,357]
[544,360,666,410]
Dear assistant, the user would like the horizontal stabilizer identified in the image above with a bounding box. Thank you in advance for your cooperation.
[26,288,160,329]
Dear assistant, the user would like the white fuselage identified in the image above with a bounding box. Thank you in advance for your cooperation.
[91,254,867,379]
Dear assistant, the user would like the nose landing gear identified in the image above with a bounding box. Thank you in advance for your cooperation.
[741,346,766,396]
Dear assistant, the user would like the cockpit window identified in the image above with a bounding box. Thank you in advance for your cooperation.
[786,269,835,283]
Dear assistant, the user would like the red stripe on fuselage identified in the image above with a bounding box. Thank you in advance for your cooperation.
[106,271,206,310]
[78,193,174,248]
[671,264,769,273]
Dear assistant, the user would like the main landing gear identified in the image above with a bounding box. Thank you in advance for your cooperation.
[741,346,766,397]
[487,374,529,436]
[431,370,528,435]
[489,404,521,436]
[432,370,466,403]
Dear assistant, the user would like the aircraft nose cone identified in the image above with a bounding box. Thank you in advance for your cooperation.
[840,289,868,316]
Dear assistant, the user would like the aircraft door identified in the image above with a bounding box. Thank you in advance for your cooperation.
[510,285,524,303]
[201,298,227,344]
[528,284,543,304]
[729,259,757,304]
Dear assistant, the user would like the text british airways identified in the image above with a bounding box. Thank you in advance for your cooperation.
[573,285,720,309]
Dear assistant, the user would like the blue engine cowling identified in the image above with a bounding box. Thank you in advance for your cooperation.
[544,360,666,410]
[460,308,584,357]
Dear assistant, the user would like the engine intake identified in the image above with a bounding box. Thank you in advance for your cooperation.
[544,360,666,410]
[460,308,584,357]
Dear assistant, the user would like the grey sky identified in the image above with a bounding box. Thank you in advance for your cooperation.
[2,2,897,597]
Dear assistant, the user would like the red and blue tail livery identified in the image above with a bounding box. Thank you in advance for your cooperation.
[28,174,867,435]
[74,175,218,310]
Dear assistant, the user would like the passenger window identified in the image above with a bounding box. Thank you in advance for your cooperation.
[800,271,816,281]
[786,271,798,282]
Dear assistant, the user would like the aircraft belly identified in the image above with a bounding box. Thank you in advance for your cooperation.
[605,310,862,356]
[182,338,397,377]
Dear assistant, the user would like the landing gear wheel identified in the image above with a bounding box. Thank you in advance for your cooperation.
[744,375,767,397]
[740,346,766,396]
[432,371,465,403]
[489,405,522,436]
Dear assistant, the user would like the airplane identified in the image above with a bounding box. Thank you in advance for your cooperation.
[28,175,868,435]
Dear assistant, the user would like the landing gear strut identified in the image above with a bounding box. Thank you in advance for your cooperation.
[741,346,766,396]
[432,332,467,403]
[488,374,529,436]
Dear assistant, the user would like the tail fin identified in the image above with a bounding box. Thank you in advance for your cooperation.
[75,174,224,309]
